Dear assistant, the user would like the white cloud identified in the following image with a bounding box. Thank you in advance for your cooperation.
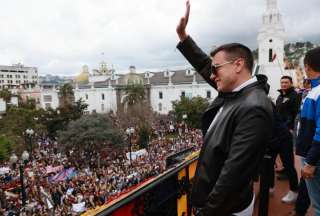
[0,0,319,76]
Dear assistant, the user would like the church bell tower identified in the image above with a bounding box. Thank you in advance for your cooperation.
[257,0,285,66]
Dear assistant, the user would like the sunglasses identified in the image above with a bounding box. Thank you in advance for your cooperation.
[211,59,239,75]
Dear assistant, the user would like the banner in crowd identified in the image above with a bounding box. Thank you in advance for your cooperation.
[0,167,10,175]
[48,168,76,183]
[72,202,86,213]
[126,149,147,161]
[45,165,64,174]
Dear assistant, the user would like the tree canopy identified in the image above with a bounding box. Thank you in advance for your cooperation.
[0,106,47,154]
[0,136,14,161]
[45,98,88,139]
[172,96,209,129]
[58,114,125,153]
[0,88,12,103]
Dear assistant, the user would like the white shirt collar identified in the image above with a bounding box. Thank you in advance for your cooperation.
[232,76,257,92]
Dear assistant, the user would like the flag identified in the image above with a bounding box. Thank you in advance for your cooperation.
[72,202,86,213]
[48,168,76,183]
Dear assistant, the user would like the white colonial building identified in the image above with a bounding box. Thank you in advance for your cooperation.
[72,64,215,114]
[75,84,117,113]
[39,86,60,110]
[148,69,214,114]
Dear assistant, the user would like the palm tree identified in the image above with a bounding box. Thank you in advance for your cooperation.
[59,83,74,108]
[125,84,145,106]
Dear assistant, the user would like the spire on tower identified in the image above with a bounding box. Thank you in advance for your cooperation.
[267,0,277,11]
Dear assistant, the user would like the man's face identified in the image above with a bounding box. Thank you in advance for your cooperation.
[210,51,238,92]
[304,64,315,79]
[280,78,292,91]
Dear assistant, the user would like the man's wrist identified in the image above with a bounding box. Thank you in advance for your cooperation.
[179,33,189,42]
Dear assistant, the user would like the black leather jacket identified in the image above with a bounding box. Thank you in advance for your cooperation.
[276,87,300,130]
[177,36,273,216]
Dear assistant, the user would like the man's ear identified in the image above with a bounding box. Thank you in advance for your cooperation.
[235,59,245,73]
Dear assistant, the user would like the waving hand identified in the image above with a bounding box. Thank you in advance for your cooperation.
[176,0,190,41]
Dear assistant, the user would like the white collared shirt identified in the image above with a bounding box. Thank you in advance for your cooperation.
[232,76,257,92]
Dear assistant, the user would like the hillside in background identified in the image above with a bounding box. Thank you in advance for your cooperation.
[253,42,319,66]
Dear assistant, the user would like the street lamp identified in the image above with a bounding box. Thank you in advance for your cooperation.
[182,114,188,134]
[126,127,135,166]
[25,129,34,160]
[9,151,29,207]
[9,153,18,168]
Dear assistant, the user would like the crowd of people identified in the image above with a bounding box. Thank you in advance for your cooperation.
[0,121,203,215]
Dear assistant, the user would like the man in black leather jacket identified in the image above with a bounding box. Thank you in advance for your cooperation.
[176,1,273,215]
[276,76,300,130]
[274,76,299,203]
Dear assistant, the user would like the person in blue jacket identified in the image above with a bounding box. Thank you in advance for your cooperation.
[296,47,320,216]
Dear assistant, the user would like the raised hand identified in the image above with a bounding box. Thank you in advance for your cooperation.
[176,0,190,42]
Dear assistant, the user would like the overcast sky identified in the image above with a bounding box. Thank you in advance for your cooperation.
[0,0,319,76]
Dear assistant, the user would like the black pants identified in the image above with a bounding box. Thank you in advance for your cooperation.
[295,177,310,215]
[270,134,299,191]
[279,134,299,191]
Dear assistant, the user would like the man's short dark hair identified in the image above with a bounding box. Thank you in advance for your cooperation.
[281,75,293,83]
[210,43,254,72]
[304,47,320,72]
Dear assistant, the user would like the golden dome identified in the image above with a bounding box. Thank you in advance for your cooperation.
[75,65,90,84]
[124,66,144,85]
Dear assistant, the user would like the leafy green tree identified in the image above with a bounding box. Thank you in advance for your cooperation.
[19,97,37,109]
[45,99,88,139]
[138,125,150,149]
[0,88,12,103]
[0,106,46,153]
[0,136,14,161]
[172,96,209,129]
[58,114,125,154]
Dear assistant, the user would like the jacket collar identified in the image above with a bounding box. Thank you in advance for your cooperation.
[277,87,295,96]
[205,74,269,111]
[219,74,269,99]
[310,77,320,89]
